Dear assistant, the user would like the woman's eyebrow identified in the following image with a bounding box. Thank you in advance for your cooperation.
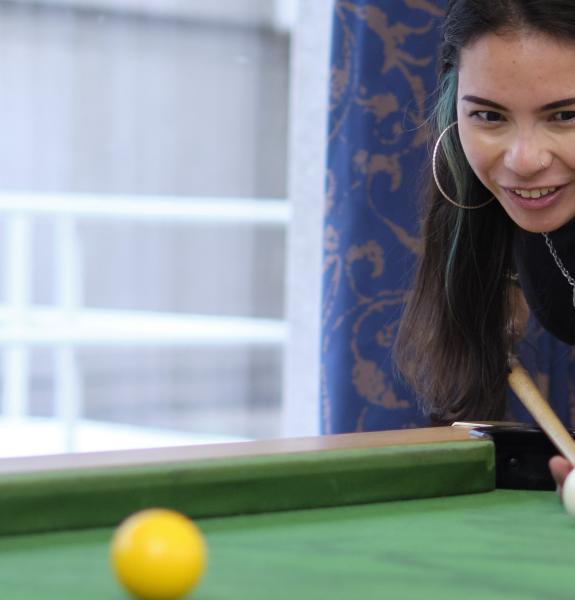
[541,97,575,111]
[461,94,575,111]
[461,95,506,110]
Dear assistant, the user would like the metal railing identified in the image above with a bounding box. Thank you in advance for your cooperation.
[0,192,290,451]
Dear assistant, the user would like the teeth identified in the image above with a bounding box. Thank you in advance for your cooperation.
[512,186,557,199]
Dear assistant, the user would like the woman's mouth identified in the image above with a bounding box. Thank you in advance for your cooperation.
[503,185,566,210]
[511,186,557,199]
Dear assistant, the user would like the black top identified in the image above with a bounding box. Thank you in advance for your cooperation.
[514,219,575,345]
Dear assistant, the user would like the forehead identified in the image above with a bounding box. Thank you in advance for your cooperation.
[458,31,575,105]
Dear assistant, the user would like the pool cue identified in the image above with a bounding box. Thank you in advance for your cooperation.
[508,357,575,466]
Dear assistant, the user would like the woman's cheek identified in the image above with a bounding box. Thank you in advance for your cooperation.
[459,129,496,183]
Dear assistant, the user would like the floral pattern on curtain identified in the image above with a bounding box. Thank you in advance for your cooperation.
[322,0,575,434]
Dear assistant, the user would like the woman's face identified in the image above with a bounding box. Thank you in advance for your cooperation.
[457,30,575,233]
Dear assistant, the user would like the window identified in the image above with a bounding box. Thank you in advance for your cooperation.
[0,0,330,455]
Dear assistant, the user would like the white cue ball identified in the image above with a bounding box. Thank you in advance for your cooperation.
[563,470,575,516]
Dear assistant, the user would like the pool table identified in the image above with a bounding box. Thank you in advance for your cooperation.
[0,426,571,599]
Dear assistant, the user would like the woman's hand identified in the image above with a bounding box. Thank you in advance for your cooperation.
[549,455,573,494]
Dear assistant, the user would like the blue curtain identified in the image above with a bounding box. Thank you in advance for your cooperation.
[322,0,575,434]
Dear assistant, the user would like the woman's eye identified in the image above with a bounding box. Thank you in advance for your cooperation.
[551,111,575,122]
[470,110,503,122]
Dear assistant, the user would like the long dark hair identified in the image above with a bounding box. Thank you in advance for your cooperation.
[395,0,575,423]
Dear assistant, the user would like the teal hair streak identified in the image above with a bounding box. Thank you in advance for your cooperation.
[433,70,472,316]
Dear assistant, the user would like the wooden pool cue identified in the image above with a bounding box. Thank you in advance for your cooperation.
[508,357,575,466]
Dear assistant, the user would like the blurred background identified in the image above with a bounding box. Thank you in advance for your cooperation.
[0,0,330,455]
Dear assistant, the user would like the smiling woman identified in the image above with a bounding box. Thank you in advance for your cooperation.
[394,0,575,443]
[457,32,575,234]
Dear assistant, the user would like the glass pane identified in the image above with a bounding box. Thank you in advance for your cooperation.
[0,0,291,455]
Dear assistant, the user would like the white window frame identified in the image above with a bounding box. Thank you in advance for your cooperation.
[282,0,331,437]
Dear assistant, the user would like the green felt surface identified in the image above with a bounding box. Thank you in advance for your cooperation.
[0,489,572,600]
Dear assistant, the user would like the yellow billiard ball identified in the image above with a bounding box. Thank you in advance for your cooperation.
[110,508,207,600]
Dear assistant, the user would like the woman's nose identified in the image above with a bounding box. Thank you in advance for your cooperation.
[503,132,551,177]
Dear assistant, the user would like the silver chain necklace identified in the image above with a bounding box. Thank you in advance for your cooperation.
[542,232,575,308]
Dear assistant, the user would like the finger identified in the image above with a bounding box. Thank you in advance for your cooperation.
[549,455,573,496]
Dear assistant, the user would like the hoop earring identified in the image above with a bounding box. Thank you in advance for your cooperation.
[432,122,495,210]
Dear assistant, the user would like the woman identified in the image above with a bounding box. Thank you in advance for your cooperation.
[394,0,575,490]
